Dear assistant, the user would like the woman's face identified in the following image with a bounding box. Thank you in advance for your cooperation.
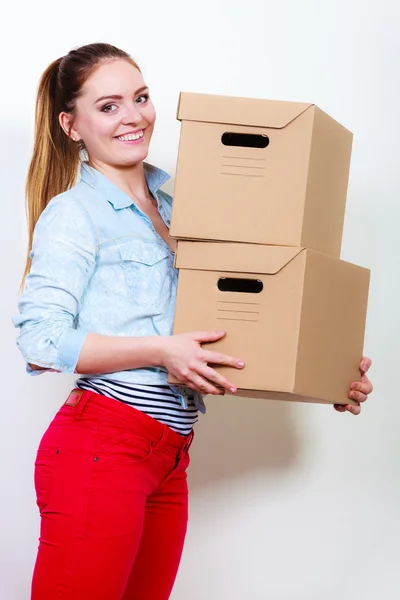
[62,59,156,168]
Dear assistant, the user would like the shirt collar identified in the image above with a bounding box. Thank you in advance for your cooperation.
[80,162,171,210]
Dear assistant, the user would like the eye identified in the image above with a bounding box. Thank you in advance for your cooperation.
[101,103,118,113]
[136,94,149,104]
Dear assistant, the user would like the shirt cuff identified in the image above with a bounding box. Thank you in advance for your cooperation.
[26,363,46,376]
[58,329,88,373]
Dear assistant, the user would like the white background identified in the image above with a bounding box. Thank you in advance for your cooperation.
[1,1,399,598]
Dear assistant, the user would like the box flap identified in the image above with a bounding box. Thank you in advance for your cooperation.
[177,92,313,129]
[174,241,304,274]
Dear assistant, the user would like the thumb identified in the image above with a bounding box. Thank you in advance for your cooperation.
[193,330,226,343]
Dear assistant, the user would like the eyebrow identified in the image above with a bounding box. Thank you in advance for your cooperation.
[94,86,149,105]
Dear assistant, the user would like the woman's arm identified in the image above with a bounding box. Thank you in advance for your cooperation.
[75,332,165,373]
[28,330,243,396]
[75,330,244,395]
[16,195,243,394]
[14,194,98,374]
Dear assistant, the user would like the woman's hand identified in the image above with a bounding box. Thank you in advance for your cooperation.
[162,330,244,395]
[334,357,373,415]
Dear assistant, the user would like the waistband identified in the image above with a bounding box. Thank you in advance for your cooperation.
[61,388,194,455]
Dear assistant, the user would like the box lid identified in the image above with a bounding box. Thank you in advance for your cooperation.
[174,241,304,274]
[177,92,313,129]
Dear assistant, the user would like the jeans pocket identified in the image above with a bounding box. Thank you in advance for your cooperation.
[34,447,61,513]
[96,424,155,465]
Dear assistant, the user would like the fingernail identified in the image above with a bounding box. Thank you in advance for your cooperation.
[229,386,237,393]
[237,361,245,368]
[350,391,356,399]
[351,383,358,390]
[361,363,368,372]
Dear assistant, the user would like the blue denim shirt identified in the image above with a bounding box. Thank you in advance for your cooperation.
[13,162,205,413]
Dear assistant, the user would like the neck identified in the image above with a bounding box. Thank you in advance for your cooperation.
[89,159,150,202]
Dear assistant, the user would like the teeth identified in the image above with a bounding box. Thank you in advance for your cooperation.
[117,131,144,141]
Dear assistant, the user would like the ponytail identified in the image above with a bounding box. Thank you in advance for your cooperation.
[22,57,79,287]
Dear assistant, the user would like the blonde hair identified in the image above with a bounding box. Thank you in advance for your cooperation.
[22,43,140,286]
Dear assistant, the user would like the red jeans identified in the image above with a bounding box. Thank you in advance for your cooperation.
[31,389,193,600]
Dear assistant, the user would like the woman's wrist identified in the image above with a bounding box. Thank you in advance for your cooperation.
[140,335,170,369]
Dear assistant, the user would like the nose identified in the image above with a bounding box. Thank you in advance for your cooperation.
[121,102,143,126]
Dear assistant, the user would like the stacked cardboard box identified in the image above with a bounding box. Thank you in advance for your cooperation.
[168,92,370,406]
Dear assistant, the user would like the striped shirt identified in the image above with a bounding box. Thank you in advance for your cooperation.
[76,377,199,436]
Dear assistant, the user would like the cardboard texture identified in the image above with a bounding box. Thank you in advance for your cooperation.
[170,92,353,258]
[169,241,370,405]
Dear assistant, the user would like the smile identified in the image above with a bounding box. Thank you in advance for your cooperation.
[116,130,144,142]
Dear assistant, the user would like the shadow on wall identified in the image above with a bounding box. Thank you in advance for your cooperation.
[188,394,300,490]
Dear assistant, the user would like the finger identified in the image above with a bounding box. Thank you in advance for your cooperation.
[334,404,346,412]
[193,330,226,343]
[345,403,361,415]
[196,364,238,393]
[349,390,368,403]
[187,373,223,396]
[360,356,372,374]
[188,384,225,395]
[361,374,373,393]
[202,350,245,369]
[351,376,373,395]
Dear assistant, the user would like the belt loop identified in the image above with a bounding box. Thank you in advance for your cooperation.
[75,391,91,419]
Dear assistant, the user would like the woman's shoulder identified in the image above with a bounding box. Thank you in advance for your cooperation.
[34,185,97,243]
[38,186,89,221]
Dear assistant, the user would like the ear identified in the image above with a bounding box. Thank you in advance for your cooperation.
[59,112,81,142]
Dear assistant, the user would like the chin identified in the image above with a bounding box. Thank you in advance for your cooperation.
[115,146,149,167]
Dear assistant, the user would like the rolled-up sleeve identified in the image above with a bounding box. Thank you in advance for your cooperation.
[13,193,98,374]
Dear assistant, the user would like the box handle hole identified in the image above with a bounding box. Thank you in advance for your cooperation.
[218,277,263,293]
[221,132,270,148]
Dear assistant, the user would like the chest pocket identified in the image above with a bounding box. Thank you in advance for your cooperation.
[118,242,174,307]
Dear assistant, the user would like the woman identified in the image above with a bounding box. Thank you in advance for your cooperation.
[14,43,373,600]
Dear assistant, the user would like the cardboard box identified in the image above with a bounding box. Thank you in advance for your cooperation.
[169,241,370,405]
[170,92,353,258]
